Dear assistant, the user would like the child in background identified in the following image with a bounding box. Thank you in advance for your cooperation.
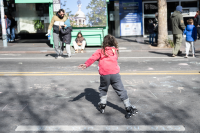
[148,19,154,45]
[78,35,138,119]
[183,19,197,58]
[59,19,73,58]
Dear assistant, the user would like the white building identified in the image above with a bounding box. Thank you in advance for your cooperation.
[74,0,86,26]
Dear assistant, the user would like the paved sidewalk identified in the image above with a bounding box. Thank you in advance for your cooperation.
[0,37,200,55]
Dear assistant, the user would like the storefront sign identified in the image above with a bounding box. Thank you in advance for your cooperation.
[120,0,143,36]
[53,0,60,12]
[53,0,60,4]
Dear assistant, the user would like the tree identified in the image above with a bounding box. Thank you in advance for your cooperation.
[157,0,168,48]
[86,0,107,27]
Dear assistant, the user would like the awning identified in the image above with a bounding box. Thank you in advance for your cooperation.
[15,0,53,3]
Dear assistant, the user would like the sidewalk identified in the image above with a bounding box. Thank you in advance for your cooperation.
[0,37,200,54]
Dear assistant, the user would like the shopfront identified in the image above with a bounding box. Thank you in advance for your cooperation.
[143,0,199,37]
[108,0,143,37]
[107,0,199,37]
[2,0,54,40]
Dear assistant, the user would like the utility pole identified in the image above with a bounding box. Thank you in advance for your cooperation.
[0,0,7,47]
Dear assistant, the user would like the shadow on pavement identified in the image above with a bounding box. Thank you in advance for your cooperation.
[70,88,125,115]
[1,68,200,132]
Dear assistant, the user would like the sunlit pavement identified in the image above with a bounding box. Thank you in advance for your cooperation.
[0,40,200,132]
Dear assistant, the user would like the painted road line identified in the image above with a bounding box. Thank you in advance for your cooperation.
[0,72,72,74]
[0,71,198,73]
[15,125,185,132]
[0,57,189,60]
[0,73,200,76]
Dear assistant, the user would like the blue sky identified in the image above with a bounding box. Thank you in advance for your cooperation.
[60,0,92,24]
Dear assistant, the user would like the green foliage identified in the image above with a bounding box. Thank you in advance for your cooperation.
[165,38,174,48]
[34,20,44,30]
[86,0,107,27]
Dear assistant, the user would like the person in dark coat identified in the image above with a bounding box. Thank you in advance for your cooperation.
[60,19,72,58]
[153,12,158,44]
[171,6,186,57]
[9,15,16,42]
[194,11,199,26]
[148,19,154,45]
[196,11,200,39]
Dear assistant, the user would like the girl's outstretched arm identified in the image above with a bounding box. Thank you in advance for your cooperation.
[78,64,87,70]
[78,49,101,70]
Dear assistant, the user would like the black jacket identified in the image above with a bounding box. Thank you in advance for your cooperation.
[197,15,200,26]
[148,23,154,34]
[10,18,16,28]
[60,26,72,44]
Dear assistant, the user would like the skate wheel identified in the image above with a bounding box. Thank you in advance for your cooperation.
[101,109,105,114]
[125,114,131,119]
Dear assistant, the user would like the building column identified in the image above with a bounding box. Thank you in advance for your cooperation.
[81,19,83,25]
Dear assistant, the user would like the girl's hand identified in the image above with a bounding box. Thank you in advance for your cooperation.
[78,64,87,70]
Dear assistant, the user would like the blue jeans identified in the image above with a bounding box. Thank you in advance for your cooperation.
[154,32,158,43]
[11,27,15,41]
[149,34,154,44]
[6,28,11,42]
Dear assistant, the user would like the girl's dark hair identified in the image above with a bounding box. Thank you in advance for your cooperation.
[102,35,119,57]
[77,32,83,38]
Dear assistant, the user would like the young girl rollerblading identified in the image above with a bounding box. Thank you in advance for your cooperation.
[78,35,138,119]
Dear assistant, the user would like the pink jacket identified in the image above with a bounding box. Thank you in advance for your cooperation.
[85,47,120,76]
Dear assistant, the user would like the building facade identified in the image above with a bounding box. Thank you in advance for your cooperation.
[107,0,199,37]
[1,0,199,41]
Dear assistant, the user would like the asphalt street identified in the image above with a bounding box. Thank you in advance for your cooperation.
[0,48,200,133]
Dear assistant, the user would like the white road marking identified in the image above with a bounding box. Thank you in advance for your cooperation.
[15,125,185,131]
[0,57,187,60]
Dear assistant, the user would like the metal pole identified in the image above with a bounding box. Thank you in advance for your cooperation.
[0,0,7,47]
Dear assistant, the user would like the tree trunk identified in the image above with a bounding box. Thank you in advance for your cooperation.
[157,0,168,48]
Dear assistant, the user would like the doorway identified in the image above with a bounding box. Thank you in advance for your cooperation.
[107,1,120,37]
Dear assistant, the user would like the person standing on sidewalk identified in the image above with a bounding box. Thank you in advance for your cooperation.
[0,15,11,42]
[9,15,16,42]
[183,19,197,58]
[148,19,155,45]
[153,12,158,45]
[196,11,200,40]
[171,6,186,57]
[59,19,72,58]
[194,11,199,27]
[46,9,67,59]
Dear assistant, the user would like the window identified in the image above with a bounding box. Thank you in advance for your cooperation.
[181,1,197,7]
[144,3,158,14]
